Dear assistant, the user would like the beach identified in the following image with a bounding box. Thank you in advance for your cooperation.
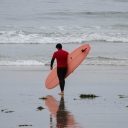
[0,0,128,127]
[0,65,128,128]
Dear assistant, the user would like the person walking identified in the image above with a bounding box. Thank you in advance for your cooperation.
[50,43,69,95]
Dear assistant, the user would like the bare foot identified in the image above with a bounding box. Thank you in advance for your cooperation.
[58,92,64,95]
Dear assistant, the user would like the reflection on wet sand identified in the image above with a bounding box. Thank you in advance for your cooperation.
[56,96,68,127]
[45,95,79,128]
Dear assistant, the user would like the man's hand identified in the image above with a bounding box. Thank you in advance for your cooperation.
[50,67,53,70]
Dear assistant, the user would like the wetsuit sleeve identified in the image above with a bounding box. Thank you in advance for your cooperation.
[50,53,56,68]
[50,58,55,68]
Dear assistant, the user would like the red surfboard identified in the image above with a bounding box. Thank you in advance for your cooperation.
[45,44,91,89]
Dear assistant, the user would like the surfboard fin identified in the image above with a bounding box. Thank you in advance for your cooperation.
[81,48,87,52]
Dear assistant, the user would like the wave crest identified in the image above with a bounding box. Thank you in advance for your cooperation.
[0,26,128,44]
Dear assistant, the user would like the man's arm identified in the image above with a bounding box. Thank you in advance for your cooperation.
[50,58,55,70]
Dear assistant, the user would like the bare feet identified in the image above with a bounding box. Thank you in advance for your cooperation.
[58,92,64,95]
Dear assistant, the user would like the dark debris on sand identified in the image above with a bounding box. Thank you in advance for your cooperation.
[1,109,14,113]
[19,124,32,127]
[118,95,128,98]
[80,94,99,99]
[37,106,44,111]
[39,97,47,100]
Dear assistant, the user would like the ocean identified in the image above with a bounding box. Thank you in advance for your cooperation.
[0,0,128,66]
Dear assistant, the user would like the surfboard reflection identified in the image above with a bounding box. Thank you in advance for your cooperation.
[45,95,79,128]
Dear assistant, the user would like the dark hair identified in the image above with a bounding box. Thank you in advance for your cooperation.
[56,43,62,49]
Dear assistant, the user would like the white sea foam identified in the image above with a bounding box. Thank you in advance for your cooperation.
[0,60,44,66]
[84,60,128,66]
[0,58,128,66]
[84,57,128,66]
[0,26,128,44]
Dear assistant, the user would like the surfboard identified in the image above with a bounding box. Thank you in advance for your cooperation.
[45,44,91,89]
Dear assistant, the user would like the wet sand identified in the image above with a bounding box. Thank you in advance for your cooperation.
[0,65,128,128]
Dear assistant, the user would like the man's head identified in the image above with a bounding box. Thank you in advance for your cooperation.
[56,43,62,49]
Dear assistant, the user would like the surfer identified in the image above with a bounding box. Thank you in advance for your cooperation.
[50,43,69,95]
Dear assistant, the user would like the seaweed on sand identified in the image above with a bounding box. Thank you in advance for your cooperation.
[80,94,99,99]
[39,97,47,100]
[37,106,44,111]
[1,109,14,113]
[19,124,32,127]
[118,95,128,98]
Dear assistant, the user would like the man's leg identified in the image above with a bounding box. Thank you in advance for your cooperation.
[57,68,67,95]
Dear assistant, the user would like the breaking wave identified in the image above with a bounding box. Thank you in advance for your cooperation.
[0,26,128,44]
